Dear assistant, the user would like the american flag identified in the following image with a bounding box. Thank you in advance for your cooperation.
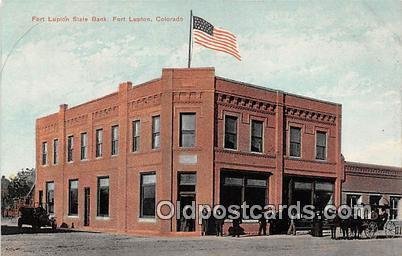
[192,16,241,61]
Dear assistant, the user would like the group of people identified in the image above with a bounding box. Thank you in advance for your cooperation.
[200,208,270,237]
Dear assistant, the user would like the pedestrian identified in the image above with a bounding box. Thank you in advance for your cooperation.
[232,209,242,237]
[201,207,209,236]
[287,208,297,236]
[258,210,267,236]
[215,208,224,236]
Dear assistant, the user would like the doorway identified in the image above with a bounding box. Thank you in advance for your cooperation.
[177,173,196,232]
[84,187,90,226]
[38,190,43,208]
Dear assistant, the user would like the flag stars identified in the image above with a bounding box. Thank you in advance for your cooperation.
[193,16,214,35]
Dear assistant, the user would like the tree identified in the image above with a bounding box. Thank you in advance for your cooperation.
[4,168,35,207]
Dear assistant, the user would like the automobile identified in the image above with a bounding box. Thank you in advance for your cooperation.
[18,206,57,232]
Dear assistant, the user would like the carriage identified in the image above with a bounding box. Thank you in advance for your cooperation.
[355,205,401,239]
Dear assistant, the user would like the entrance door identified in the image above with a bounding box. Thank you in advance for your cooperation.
[84,187,90,226]
[178,194,196,231]
[177,173,196,232]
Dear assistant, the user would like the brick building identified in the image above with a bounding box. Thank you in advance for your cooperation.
[35,67,343,235]
[343,161,402,220]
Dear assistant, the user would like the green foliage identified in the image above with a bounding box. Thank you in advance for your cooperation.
[4,168,35,207]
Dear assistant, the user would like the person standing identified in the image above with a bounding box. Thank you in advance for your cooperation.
[201,207,209,236]
[215,208,224,236]
[258,210,267,236]
[287,208,297,236]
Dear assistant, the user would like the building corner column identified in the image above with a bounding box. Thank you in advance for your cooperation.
[271,92,284,207]
[117,82,130,232]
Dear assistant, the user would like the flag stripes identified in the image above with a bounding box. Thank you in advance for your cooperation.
[192,16,241,61]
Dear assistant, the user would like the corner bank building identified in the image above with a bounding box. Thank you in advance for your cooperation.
[35,68,343,235]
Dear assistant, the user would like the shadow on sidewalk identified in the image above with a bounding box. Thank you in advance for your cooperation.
[1,225,90,236]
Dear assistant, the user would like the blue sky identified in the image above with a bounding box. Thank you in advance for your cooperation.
[1,1,401,177]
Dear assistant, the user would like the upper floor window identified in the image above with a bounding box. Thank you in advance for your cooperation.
[53,139,59,165]
[111,125,119,156]
[224,116,238,150]
[95,129,103,158]
[251,120,263,153]
[180,113,196,148]
[42,142,48,165]
[152,116,160,149]
[316,131,327,160]
[132,120,140,152]
[289,127,301,157]
[67,135,74,162]
[80,132,88,160]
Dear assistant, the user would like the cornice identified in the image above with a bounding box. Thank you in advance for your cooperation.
[216,92,276,114]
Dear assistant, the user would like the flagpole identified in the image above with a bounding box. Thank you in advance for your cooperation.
[187,10,193,68]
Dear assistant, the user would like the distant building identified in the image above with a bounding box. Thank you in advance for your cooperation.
[35,68,344,235]
[342,161,402,219]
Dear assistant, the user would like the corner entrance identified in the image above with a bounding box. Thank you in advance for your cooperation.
[177,173,196,232]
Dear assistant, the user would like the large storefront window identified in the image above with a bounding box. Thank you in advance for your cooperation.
[220,171,268,218]
[346,194,362,208]
[284,177,334,213]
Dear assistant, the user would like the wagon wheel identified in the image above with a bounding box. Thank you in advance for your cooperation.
[384,221,396,238]
[364,221,378,239]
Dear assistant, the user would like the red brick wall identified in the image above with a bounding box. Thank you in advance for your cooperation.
[36,68,343,235]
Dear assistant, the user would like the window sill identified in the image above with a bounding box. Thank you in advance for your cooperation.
[138,217,156,223]
[67,161,74,164]
[96,216,110,220]
[223,147,238,152]
[80,159,89,162]
[67,215,79,218]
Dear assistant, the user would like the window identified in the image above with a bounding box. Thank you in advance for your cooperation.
[42,142,48,165]
[132,120,140,152]
[95,129,103,157]
[180,113,196,147]
[67,135,74,162]
[251,120,263,153]
[97,177,109,217]
[390,196,401,220]
[152,116,160,149]
[369,195,382,207]
[140,173,156,218]
[316,131,327,160]
[224,116,238,150]
[220,172,267,218]
[80,132,88,160]
[68,180,78,216]
[289,127,301,157]
[46,181,54,214]
[53,139,59,165]
[111,125,119,155]
[346,194,362,208]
